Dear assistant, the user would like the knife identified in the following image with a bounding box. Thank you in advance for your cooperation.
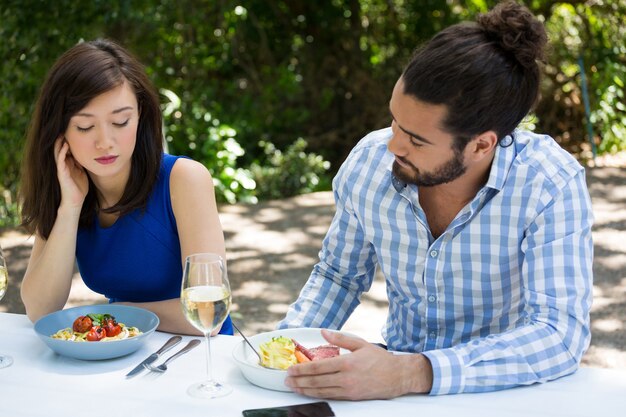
[125,335,182,378]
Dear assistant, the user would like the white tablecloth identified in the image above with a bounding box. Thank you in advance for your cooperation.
[1,312,624,417]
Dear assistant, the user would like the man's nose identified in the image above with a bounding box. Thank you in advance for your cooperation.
[387,125,406,156]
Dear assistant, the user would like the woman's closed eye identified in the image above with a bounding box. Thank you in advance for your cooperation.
[77,125,94,132]
[113,119,129,127]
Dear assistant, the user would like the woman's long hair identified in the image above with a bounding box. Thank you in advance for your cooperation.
[20,39,163,239]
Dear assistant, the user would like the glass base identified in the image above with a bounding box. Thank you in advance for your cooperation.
[187,380,232,399]
[0,355,13,369]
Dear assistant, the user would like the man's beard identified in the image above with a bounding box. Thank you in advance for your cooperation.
[392,147,467,187]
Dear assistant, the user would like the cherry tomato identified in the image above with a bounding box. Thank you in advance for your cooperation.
[103,321,122,337]
[86,326,107,342]
[72,316,93,333]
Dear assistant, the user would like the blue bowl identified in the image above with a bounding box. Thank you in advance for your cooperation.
[34,304,159,360]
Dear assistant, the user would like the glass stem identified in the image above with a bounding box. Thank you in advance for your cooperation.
[204,332,213,383]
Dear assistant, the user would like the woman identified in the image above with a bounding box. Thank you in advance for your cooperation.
[20,39,233,335]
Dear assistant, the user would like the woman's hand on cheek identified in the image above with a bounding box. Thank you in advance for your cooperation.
[55,136,89,210]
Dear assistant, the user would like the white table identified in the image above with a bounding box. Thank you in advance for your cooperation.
[1,312,624,417]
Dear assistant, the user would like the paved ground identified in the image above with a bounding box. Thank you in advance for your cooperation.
[1,164,625,369]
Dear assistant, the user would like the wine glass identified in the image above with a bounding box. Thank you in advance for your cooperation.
[0,244,14,368]
[181,253,232,399]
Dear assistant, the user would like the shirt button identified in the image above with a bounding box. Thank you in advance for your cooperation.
[430,250,438,258]
[428,295,436,303]
[429,331,437,339]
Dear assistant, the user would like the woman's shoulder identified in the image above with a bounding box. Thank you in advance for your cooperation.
[168,155,214,190]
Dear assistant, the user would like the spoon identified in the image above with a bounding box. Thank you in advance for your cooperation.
[231,321,273,369]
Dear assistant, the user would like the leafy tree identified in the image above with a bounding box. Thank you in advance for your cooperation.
[1,0,624,228]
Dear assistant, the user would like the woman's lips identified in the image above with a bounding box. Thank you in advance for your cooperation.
[95,155,118,165]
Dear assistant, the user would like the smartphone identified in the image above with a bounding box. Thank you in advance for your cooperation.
[242,401,335,417]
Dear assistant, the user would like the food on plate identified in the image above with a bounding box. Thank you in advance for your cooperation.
[292,339,340,361]
[51,313,142,342]
[259,336,340,369]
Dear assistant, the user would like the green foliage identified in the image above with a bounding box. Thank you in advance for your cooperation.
[251,139,331,200]
[541,1,626,157]
[1,0,625,227]
[0,0,106,227]
[160,88,256,204]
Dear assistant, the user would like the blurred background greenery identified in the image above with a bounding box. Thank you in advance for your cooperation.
[1,0,625,227]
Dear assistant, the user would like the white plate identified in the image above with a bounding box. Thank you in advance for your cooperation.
[232,328,346,392]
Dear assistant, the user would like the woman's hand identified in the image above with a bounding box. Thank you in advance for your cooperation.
[54,136,89,210]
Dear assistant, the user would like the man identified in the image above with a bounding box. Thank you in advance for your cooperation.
[278,1,593,400]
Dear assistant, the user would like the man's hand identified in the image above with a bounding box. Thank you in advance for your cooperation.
[284,329,433,400]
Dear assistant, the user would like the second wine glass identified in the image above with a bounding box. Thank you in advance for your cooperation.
[180,253,232,399]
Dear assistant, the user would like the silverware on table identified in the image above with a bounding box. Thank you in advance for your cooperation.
[125,335,182,378]
[144,339,201,373]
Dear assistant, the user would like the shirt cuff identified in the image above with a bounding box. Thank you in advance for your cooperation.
[422,348,466,395]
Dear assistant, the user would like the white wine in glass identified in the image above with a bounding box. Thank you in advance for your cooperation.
[0,245,14,368]
[181,253,232,399]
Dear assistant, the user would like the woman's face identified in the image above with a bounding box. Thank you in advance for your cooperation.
[64,81,139,186]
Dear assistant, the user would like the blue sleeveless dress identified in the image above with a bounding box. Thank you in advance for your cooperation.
[76,154,233,335]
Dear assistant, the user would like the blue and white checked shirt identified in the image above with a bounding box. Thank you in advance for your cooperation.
[278,128,594,395]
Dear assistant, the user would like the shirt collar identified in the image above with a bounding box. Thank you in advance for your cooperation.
[383,143,407,192]
[483,133,517,192]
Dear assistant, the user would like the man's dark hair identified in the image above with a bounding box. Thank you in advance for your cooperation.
[402,1,548,150]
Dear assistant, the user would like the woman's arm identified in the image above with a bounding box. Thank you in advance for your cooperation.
[119,158,226,335]
[170,158,226,262]
[21,139,89,322]
[115,298,202,335]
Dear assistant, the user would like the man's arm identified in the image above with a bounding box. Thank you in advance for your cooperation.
[278,152,378,330]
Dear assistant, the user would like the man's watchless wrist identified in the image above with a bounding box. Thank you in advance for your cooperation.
[400,353,433,395]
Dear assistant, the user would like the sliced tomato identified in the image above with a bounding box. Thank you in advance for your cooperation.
[86,326,107,342]
[72,316,93,333]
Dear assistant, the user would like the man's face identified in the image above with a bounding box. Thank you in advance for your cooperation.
[387,77,467,187]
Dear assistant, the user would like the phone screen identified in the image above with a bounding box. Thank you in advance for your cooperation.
[242,401,335,417]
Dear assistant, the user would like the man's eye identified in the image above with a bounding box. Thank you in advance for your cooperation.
[113,119,129,127]
[409,136,423,147]
[77,126,93,132]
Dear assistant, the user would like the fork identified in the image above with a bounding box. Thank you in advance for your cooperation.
[144,339,201,373]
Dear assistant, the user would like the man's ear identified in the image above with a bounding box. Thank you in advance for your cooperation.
[467,131,498,161]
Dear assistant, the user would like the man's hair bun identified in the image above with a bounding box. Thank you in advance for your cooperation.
[477,1,547,69]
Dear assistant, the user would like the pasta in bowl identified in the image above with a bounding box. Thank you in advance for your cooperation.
[34,304,158,360]
[51,313,142,342]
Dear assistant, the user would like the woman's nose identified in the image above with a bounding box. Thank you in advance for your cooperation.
[95,127,114,150]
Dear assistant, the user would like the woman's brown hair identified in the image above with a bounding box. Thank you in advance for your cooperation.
[20,39,163,239]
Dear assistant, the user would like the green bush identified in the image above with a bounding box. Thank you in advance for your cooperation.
[2,1,625,227]
[541,1,626,156]
[251,139,331,200]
